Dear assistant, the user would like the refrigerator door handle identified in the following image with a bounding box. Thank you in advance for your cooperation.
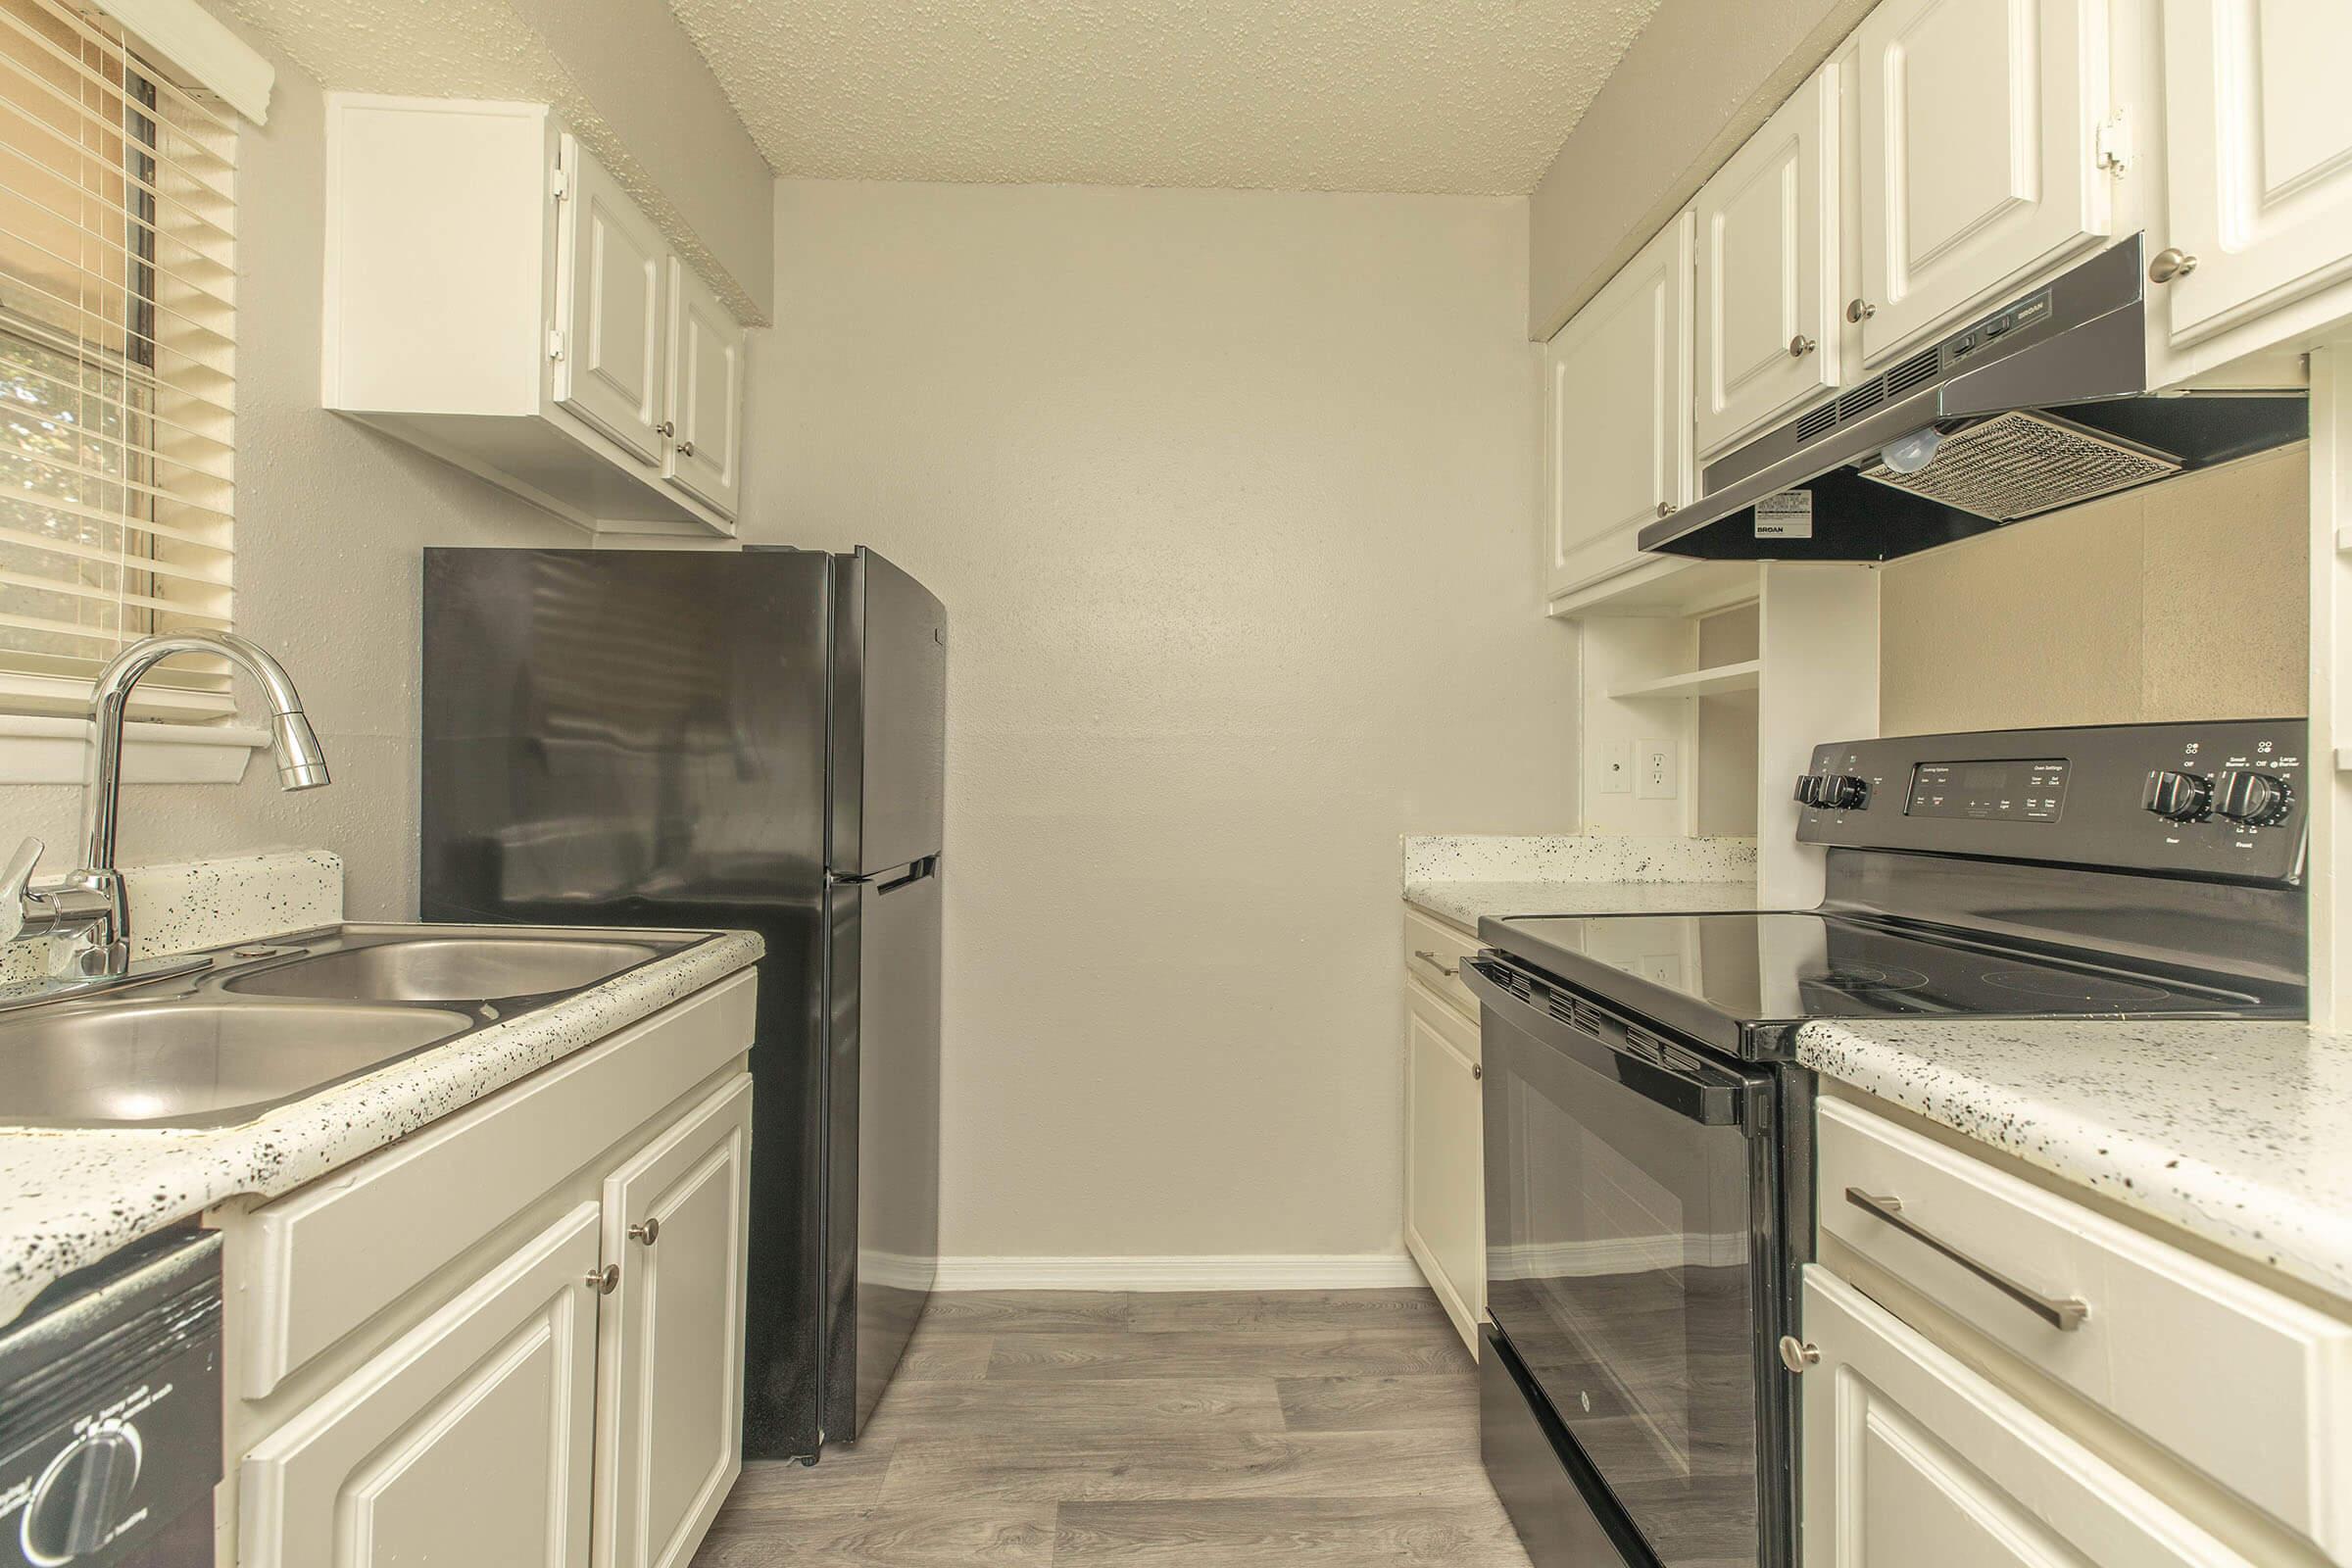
[834,855,940,895]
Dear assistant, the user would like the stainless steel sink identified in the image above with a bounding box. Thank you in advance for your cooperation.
[0,1001,472,1127]
[223,936,662,1004]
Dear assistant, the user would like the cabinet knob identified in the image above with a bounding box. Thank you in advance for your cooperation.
[1788,333,1817,358]
[678,440,696,458]
[657,419,676,438]
[2148,247,2199,284]
[1471,1062,1484,1081]
[629,1217,661,1247]
[585,1263,620,1295]
[1778,1336,1820,1373]
[1654,501,1677,518]
[1845,298,1876,322]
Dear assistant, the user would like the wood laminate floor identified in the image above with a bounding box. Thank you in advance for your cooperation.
[691,1289,1536,1566]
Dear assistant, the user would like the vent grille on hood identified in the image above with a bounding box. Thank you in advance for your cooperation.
[1858,409,2183,522]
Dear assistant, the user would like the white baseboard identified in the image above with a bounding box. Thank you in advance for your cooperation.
[931,1252,1426,1292]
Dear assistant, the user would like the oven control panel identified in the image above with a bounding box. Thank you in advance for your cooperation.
[1794,719,2308,884]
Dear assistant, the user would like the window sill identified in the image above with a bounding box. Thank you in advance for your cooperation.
[0,715,269,786]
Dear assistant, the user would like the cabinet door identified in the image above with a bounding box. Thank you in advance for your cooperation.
[1544,213,1694,602]
[1404,980,1483,1355]
[1799,1267,2258,1568]
[593,1074,753,1568]
[662,258,744,517]
[2160,2,2352,350]
[1854,0,2112,366]
[240,1205,602,1568]
[1695,66,1841,457]
[556,134,667,463]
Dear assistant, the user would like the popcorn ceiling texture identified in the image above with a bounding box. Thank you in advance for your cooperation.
[221,0,768,322]
[669,0,1664,194]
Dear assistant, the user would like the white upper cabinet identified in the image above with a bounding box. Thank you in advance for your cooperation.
[1853,0,2113,366]
[323,95,746,535]
[1544,213,1695,602]
[557,136,669,465]
[1694,65,1842,457]
[2157,1,2352,353]
[663,259,745,517]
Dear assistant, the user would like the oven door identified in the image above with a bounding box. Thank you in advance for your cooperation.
[1465,954,1778,1568]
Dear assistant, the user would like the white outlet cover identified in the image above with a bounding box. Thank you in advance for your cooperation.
[1637,736,1680,800]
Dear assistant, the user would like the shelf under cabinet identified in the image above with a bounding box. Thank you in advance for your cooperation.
[1608,660,1762,701]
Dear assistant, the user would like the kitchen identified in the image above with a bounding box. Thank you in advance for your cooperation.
[0,0,2344,1565]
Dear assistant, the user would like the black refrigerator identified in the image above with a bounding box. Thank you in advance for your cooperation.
[418,545,944,1459]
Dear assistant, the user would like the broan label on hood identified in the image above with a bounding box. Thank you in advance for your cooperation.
[1754,490,1813,540]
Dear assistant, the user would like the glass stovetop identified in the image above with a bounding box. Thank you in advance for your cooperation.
[1485,910,2304,1055]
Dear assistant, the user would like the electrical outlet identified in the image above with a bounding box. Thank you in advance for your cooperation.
[1637,736,1680,800]
[1597,740,1633,795]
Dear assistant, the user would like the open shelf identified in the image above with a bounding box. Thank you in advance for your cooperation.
[1608,659,1763,701]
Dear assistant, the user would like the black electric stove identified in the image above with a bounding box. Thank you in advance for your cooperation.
[1470,719,2309,1568]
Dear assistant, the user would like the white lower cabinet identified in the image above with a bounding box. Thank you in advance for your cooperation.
[240,1204,604,1568]
[1404,974,1483,1354]
[594,1075,754,1568]
[1799,1266,2257,1568]
[227,976,759,1568]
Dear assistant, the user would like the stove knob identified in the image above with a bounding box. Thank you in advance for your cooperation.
[2141,768,2214,822]
[1793,775,1821,807]
[1817,773,1869,810]
[2213,768,2292,827]
[24,1420,141,1560]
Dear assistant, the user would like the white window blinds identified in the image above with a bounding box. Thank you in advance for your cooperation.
[0,0,233,719]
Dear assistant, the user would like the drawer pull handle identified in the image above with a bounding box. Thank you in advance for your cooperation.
[1412,948,1460,979]
[1844,1188,2088,1331]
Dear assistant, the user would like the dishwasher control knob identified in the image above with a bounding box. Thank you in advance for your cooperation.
[2213,768,2292,827]
[2141,769,2214,823]
[24,1420,142,1560]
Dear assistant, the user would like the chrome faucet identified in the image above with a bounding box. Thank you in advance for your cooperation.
[3,631,330,984]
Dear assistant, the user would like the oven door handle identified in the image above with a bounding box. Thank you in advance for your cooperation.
[1462,956,1755,1130]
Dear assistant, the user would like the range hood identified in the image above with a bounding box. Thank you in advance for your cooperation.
[1642,236,2309,563]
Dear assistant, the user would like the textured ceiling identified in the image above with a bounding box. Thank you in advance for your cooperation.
[669,0,1663,196]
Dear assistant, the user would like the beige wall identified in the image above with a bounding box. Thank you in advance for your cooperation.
[0,23,578,915]
[1881,447,2310,734]
[744,178,1571,1261]
[1527,0,1870,339]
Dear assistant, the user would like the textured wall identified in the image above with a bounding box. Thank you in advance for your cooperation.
[743,179,1574,1261]
[0,24,577,916]
[1526,0,1872,339]
[1881,448,2311,734]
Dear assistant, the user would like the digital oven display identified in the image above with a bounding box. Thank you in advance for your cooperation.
[1907,759,2069,822]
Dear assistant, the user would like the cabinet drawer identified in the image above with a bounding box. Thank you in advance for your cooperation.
[239,970,757,1400]
[1819,1097,2352,1553]
[1401,906,1479,1022]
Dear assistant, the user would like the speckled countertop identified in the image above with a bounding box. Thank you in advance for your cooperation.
[1405,878,1762,932]
[1800,1017,2352,1302]
[0,926,763,1329]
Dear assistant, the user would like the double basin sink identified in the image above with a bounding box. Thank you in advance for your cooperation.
[0,925,704,1130]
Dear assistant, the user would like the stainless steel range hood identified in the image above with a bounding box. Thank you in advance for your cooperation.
[1641,236,2309,563]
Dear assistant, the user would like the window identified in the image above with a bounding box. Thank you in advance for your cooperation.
[0,0,233,720]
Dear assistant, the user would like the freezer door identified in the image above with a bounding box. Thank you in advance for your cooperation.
[823,858,943,1439]
[832,548,946,877]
